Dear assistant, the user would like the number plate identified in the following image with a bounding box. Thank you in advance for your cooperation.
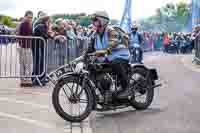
[49,65,73,81]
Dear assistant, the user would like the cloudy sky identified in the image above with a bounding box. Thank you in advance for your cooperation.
[0,0,190,19]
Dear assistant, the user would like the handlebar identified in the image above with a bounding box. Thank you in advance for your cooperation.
[70,52,97,65]
[87,53,96,56]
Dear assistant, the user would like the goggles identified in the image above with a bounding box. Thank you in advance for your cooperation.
[90,15,109,22]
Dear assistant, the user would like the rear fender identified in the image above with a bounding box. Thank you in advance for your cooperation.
[131,64,159,80]
[149,68,159,80]
[131,64,148,71]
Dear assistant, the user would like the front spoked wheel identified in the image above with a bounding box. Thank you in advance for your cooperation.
[52,76,93,122]
[129,67,154,110]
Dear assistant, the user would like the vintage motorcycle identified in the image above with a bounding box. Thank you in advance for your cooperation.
[52,51,161,122]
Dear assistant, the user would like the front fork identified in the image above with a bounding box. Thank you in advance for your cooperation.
[79,71,99,109]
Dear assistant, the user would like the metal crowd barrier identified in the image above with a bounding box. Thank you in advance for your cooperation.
[46,37,89,84]
[193,33,200,64]
[46,37,88,72]
[0,35,89,84]
[0,35,46,80]
[0,34,165,82]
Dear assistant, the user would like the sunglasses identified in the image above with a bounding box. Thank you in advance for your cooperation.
[132,28,137,30]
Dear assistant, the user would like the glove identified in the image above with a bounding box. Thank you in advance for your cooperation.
[95,50,106,57]
[106,48,112,55]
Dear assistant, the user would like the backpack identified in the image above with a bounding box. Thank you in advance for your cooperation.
[112,26,129,47]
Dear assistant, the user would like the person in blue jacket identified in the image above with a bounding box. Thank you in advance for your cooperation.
[129,24,144,64]
[87,11,130,98]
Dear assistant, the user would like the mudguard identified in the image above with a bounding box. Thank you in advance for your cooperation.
[58,72,80,81]
[131,64,159,80]
[149,68,158,80]
[131,64,148,71]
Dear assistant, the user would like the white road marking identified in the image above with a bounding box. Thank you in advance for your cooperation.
[0,87,50,96]
[0,111,93,133]
[0,111,56,129]
[64,127,93,133]
[0,97,49,109]
[0,97,93,132]
[3,87,20,90]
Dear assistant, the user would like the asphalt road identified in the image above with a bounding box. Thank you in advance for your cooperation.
[0,52,200,133]
[90,52,200,133]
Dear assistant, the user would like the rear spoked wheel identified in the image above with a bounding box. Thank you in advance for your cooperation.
[129,67,154,110]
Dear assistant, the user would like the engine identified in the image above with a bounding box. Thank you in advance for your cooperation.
[97,73,115,93]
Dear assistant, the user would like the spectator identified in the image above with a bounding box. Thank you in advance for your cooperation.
[155,33,163,50]
[53,19,67,65]
[17,10,33,87]
[163,33,170,53]
[148,33,155,51]
[33,11,47,30]
[32,14,53,86]
[144,32,150,51]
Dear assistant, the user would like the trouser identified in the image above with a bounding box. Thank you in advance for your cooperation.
[111,59,129,90]
[164,45,169,52]
[31,46,45,82]
[129,47,143,63]
[18,48,33,83]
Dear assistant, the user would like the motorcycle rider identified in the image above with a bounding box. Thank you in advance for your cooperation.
[87,11,130,98]
[129,24,143,64]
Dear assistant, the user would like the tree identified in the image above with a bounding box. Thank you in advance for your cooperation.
[79,16,91,27]
[52,13,92,27]
[1,16,12,26]
[0,16,16,28]
[139,1,190,32]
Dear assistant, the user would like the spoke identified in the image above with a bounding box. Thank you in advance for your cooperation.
[65,83,74,95]
[77,87,85,98]
[62,87,71,99]
[78,103,85,114]
[74,80,80,95]
[73,104,81,116]
[71,103,74,116]
[135,92,147,103]
[79,99,88,103]
[135,80,145,88]
[71,82,75,94]
[135,94,143,97]
[79,101,80,117]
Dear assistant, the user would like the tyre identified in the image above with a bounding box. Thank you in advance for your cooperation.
[130,67,154,110]
[52,76,94,122]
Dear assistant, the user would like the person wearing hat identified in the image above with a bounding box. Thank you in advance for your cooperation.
[53,19,67,66]
[32,11,47,30]
[32,13,54,86]
[88,11,130,99]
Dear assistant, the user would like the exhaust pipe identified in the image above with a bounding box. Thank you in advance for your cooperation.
[151,84,162,89]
